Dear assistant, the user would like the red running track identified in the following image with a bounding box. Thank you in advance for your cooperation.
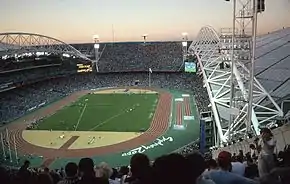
[176,102,182,126]
[184,97,191,116]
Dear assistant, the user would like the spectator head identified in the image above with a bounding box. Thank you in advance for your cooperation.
[43,167,49,173]
[110,168,118,180]
[217,151,232,171]
[153,153,190,184]
[236,155,243,163]
[130,153,150,178]
[65,162,78,177]
[207,159,218,170]
[37,173,53,184]
[97,162,113,179]
[78,157,95,176]
[260,128,273,138]
[119,166,129,176]
[23,160,30,168]
[186,152,206,181]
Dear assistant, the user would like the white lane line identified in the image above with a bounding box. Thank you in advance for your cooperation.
[89,110,127,131]
[74,103,87,131]
[89,104,138,131]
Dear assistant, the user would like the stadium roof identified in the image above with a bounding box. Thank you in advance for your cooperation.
[255,27,290,105]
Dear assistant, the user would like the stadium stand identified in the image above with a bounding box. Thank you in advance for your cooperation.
[98,42,183,72]
[1,28,290,184]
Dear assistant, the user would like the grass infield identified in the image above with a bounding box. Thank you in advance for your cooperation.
[33,93,159,132]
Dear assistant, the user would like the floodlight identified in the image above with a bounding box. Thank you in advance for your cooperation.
[94,43,100,49]
[182,32,188,36]
[93,35,99,40]
[142,34,148,37]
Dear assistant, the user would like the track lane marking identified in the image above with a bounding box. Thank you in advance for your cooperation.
[74,103,87,131]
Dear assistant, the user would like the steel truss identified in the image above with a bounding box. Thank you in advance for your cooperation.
[0,32,91,61]
[189,25,283,144]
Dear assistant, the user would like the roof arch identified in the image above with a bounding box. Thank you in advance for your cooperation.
[188,26,221,55]
[0,32,91,61]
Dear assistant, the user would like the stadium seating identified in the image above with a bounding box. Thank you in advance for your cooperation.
[98,42,183,72]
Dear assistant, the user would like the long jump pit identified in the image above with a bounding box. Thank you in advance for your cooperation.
[6,87,172,166]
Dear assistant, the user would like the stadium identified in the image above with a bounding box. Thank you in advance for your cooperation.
[0,35,205,168]
[1,0,290,183]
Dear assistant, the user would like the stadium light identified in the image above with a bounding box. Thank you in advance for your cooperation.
[142,34,148,43]
[92,35,100,72]
[181,32,188,64]
[182,32,188,41]
[93,35,99,41]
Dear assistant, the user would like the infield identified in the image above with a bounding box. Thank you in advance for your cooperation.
[33,92,159,132]
[22,130,141,149]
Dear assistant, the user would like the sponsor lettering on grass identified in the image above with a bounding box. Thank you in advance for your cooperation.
[121,136,173,156]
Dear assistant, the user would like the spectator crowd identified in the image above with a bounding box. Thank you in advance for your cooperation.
[1,128,290,184]
[98,42,183,72]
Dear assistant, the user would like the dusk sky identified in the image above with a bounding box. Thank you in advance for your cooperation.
[1,0,290,43]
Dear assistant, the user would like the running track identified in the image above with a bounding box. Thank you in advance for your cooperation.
[3,88,172,166]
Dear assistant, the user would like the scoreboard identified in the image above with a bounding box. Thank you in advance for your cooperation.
[77,63,93,73]
[184,55,197,73]
[184,62,196,73]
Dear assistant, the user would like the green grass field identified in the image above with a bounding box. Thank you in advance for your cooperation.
[33,93,159,132]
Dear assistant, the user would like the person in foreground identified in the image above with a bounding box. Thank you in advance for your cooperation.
[203,151,258,184]
[78,157,109,184]
[256,128,276,178]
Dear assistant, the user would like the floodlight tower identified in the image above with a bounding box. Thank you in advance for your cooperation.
[223,0,266,140]
[93,35,100,72]
[142,34,148,43]
[182,32,188,62]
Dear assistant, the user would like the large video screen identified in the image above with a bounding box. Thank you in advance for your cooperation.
[184,62,196,73]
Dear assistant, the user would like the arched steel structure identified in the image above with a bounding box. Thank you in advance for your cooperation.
[0,32,91,61]
[189,26,283,144]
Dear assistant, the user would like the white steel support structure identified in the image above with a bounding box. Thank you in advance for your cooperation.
[182,32,189,62]
[189,1,283,144]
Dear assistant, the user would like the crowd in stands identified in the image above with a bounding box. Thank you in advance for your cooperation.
[98,42,183,72]
[1,128,290,184]
[0,72,210,124]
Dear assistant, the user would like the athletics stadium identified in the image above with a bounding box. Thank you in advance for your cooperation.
[1,0,290,174]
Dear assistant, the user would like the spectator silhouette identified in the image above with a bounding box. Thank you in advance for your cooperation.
[124,153,152,184]
[16,160,31,184]
[244,157,258,179]
[37,173,54,184]
[97,162,120,184]
[152,153,190,184]
[186,152,215,184]
[78,157,108,184]
[203,151,257,184]
[257,128,276,177]
[58,162,79,184]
